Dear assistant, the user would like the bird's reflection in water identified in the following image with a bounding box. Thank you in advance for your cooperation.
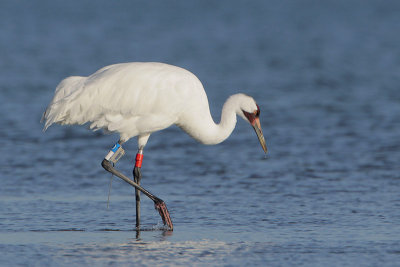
[134,228,173,241]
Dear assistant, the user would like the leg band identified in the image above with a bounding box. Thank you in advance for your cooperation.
[135,153,143,168]
[105,142,125,163]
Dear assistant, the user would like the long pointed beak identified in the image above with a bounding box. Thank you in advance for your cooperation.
[252,118,267,154]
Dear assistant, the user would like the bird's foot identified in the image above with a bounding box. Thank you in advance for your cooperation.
[102,159,173,231]
[154,200,173,231]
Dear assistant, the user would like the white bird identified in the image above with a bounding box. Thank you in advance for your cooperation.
[42,62,267,231]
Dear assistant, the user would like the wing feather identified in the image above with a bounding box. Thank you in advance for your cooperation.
[42,62,207,140]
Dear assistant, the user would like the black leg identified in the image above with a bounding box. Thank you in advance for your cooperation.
[102,142,173,231]
[133,150,143,229]
[101,159,173,230]
[133,165,142,229]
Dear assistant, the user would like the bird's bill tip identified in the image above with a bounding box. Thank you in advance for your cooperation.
[253,118,267,154]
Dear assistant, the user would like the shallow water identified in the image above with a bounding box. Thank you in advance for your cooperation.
[1,0,400,266]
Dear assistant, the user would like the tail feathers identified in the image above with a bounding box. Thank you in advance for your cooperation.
[41,76,86,131]
[40,110,50,131]
[42,104,62,132]
[41,101,66,131]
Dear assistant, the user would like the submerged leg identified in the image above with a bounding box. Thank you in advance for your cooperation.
[101,141,173,230]
[133,149,143,229]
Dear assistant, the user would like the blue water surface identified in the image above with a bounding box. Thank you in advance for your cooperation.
[1,0,400,266]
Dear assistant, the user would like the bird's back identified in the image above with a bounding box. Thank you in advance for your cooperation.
[42,62,211,141]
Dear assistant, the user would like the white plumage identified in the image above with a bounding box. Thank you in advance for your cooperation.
[42,62,267,152]
[42,62,267,230]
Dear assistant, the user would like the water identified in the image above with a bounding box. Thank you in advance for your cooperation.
[1,0,400,266]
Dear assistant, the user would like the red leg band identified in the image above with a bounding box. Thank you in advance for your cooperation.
[135,153,143,168]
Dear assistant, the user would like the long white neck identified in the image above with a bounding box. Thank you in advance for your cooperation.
[180,94,245,145]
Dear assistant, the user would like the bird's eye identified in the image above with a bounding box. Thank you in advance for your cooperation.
[255,105,260,117]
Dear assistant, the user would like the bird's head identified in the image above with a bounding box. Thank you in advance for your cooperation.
[236,94,268,154]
